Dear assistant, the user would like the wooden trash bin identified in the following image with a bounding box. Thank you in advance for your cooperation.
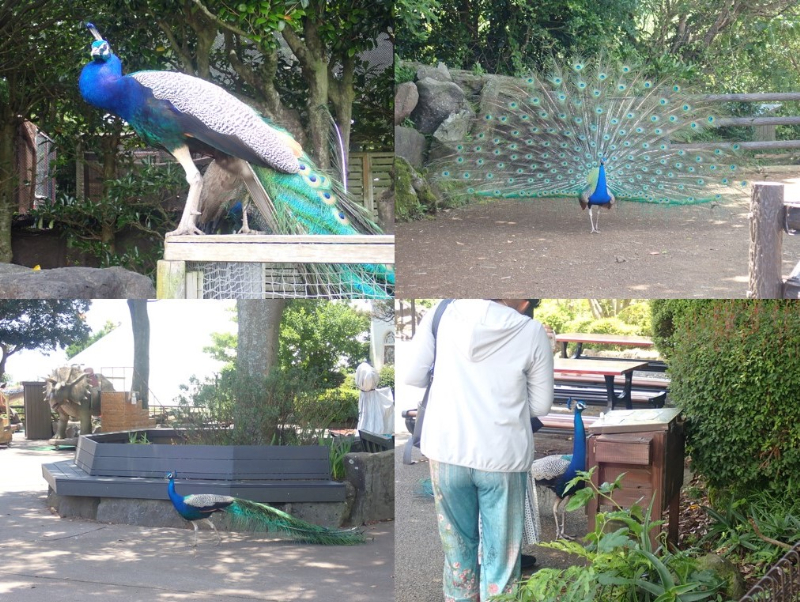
[586,407,684,548]
[22,381,51,440]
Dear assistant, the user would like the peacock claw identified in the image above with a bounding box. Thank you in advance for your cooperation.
[166,226,205,237]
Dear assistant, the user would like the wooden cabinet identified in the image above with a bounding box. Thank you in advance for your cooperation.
[586,408,685,547]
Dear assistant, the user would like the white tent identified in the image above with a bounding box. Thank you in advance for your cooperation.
[62,300,236,407]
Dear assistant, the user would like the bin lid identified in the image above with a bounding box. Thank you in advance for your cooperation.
[586,407,681,434]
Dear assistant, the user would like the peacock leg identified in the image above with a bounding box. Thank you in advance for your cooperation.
[552,497,562,539]
[168,145,205,237]
[588,207,594,233]
[191,520,200,547]
[205,517,222,545]
[559,496,574,540]
[238,201,252,234]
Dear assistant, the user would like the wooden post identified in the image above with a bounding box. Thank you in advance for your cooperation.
[156,259,186,299]
[748,183,785,299]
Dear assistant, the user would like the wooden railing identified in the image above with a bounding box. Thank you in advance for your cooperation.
[747,183,800,299]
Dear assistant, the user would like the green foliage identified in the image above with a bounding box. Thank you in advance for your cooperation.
[536,299,652,341]
[0,301,91,379]
[498,470,728,602]
[296,384,359,426]
[378,363,394,391]
[668,300,800,499]
[127,431,150,444]
[650,300,709,360]
[66,320,119,359]
[29,159,183,278]
[322,434,354,481]
[395,55,416,84]
[176,367,329,446]
[279,301,370,387]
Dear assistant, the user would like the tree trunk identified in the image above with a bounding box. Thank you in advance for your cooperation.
[0,117,19,263]
[236,299,286,378]
[127,300,150,408]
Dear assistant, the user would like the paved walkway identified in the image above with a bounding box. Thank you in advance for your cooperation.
[0,434,394,602]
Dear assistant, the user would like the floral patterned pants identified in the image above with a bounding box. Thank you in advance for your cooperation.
[429,459,527,602]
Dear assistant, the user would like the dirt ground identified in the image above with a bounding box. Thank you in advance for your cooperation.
[396,168,800,298]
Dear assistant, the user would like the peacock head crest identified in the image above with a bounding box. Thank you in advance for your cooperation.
[86,23,111,62]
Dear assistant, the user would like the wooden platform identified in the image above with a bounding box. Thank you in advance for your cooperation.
[43,460,345,503]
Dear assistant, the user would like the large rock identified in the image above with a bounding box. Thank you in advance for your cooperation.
[416,63,452,83]
[395,126,427,169]
[344,450,393,525]
[0,266,155,299]
[696,553,745,600]
[411,78,469,134]
[395,82,419,124]
[376,188,395,234]
[433,108,476,145]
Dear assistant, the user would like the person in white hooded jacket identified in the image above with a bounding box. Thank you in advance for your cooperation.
[405,299,554,602]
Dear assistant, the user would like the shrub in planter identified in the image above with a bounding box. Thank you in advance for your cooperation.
[669,300,800,499]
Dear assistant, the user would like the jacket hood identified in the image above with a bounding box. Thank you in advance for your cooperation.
[448,300,532,361]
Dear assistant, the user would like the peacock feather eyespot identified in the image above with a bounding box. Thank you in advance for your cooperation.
[622,65,631,73]
[598,72,608,80]
[626,112,635,119]
[474,146,482,152]
[644,81,653,88]
[493,149,501,156]
[707,116,715,123]
[318,190,336,205]
[682,104,691,112]
[456,145,464,151]
[486,173,494,179]
[509,101,518,109]
[484,114,493,121]
[462,172,471,179]
[333,209,350,225]
[298,163,308,172]
[635,127,644,134]
[578,82,587,89]
[642,142,650,149]
[595,107,604,115]
[592,90,601,97]
[499,116,508,123]
[539,111,549,119]
[675,162,683,168]
[476,159,485,166]
[669,115,678,122]
[521,114,529,121]
[617,84,626,92]
[673,85,681,92]
[497,162,506,169]
[441,170,450,177]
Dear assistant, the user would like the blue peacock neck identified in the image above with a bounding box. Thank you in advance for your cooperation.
[79,55,133,120]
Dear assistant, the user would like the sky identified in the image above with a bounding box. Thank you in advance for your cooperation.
[6,300,237,406]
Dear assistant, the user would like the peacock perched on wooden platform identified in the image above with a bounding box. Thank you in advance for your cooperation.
[78,23,393,297]
[434,56,748,232]
[166,472,365,547]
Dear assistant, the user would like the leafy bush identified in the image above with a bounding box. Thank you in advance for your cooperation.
[498,470,728,602]
[297,385,359,427]
[669,300,800,499]
[650,299,709,360]
[176,368,328,445]
[379,364,395,391]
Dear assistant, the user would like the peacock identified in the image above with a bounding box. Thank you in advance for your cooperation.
[78,23,393,296]
[165,471,365,546]
[529,400,586,539]
[435,56,747,232]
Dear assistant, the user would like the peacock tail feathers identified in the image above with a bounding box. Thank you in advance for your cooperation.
[226,498,366,545]
[434,55,748,206]
[248,144,394,298]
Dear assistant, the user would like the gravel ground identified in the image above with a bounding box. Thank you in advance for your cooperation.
[396,169,800,298]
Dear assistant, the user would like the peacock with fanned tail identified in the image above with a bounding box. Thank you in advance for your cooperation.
[78,23,393,296]
[435,56,747,232]
[165,472,365,547]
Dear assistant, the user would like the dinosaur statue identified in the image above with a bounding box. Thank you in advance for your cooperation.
[45,366,115,439]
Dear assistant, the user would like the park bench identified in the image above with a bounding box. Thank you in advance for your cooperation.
[554,373,669,391]
[554,383,668,409]
[43,429,344,503]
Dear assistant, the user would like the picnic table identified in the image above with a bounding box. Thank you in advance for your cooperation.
[556,333,654,359]
[554,358,652,411]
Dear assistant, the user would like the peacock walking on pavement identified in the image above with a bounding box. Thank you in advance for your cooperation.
[529,400,586,539]
[435,56,747,232]
[79,23,393,296]
[166,472,365,547]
